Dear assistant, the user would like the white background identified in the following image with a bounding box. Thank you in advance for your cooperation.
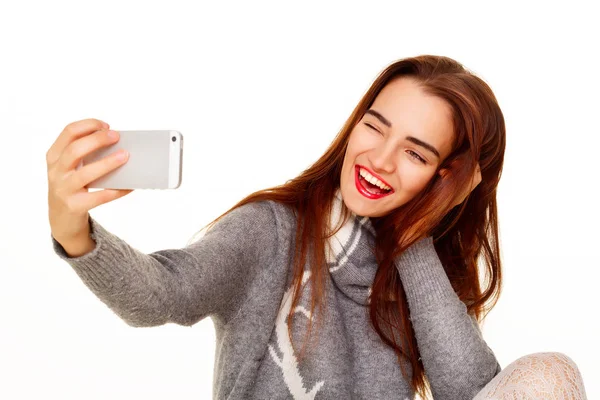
[1,1,598,399]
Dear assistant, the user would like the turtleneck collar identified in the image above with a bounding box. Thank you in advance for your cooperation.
[325,189,377,305]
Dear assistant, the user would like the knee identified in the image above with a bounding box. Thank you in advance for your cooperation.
[511,351,584,384]
[516,351,580,369]
[475,352,587,400]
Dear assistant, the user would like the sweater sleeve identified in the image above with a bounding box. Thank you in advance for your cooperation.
[50,200,279,328]
[395,236,501,400]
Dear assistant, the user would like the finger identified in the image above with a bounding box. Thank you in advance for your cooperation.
[461,172,481,205]
[66,146,128,192]
[70,189,134,212]
[473,163,482,187]
[46,119,110,165]
[56,129,120,174]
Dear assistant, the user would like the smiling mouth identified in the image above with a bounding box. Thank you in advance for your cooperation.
[355,166,394,199]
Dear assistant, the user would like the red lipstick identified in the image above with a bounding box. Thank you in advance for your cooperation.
[354,165,394,200]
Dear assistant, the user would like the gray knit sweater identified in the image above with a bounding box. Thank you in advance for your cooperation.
[50,190,501,399]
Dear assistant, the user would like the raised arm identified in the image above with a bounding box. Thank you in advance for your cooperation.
[395,236,501,399]
[51,201,279,327]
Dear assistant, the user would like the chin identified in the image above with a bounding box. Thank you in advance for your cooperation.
[342,195,387,218]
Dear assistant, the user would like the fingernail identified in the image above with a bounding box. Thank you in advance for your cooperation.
[116,150,128,161]
[108,130,119,139]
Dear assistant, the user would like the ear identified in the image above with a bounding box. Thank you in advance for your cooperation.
[438,167,450,179]
[437,158,460,180]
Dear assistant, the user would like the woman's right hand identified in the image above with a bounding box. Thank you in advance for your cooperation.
[47,118,133,247]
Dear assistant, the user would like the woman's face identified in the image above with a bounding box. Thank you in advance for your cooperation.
[340,77,455,218]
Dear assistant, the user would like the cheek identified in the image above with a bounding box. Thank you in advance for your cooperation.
[398,169,432,196]
[343,132,364,164]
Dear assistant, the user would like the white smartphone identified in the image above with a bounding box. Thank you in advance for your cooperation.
[77,130,183,189]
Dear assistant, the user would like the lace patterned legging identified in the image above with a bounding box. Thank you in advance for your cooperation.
[472,352,588,399]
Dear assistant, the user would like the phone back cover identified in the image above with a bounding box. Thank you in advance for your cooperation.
[82,130,174,189]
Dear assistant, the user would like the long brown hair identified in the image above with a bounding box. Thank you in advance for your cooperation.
[191,54,505,399]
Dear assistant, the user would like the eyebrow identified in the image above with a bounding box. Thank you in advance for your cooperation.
[364,109,441,159]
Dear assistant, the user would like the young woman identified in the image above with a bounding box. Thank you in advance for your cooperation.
[47,55,587,399]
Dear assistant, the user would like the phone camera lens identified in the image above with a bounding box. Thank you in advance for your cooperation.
[172,136,176,142]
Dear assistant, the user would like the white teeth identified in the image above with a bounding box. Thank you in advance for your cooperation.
[359,168,391,191]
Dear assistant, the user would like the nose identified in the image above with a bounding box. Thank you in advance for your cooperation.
[368,141,396,175]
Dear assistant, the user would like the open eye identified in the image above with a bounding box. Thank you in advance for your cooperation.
[407,150,426,164]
